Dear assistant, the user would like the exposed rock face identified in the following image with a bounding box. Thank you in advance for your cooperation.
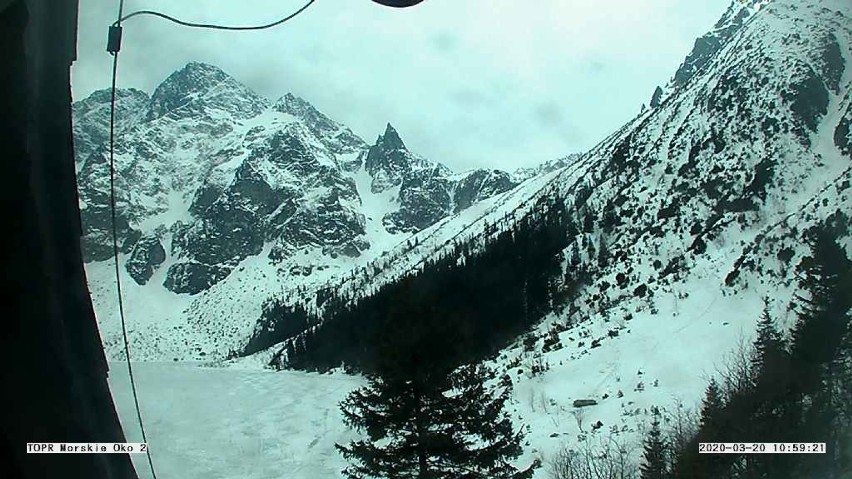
[511,154,581,184]
[125,234,166,285]
[75,64,271,267]
[272,93,366,160]
[650,86,664,109]
[384,165,454,233]
[168,121,368,290]
[145,62,268,122]
[364,123,423,194]
[672,1,758,88]
[453,169,517,214]
[75,64,534,300]
[648,0,769,110]
[76,67,532,297]
[163,261,233,295]
[72,88,150,164]
[363,124,521,233]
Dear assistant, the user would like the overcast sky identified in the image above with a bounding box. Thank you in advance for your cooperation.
[73,0,730,171]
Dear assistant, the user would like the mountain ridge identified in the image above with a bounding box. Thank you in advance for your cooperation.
[258,0,851,383]
[73,63,552,359]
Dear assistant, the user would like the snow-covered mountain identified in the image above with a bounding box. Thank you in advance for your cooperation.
[647,0,772,109]
[86,1,852,477]
[267,0,851,348]
[244,0,851,468]
[73,63,529,359]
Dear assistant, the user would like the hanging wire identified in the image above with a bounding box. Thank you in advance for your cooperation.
[108,0,161,476]
[105,2,318,478]
[114,0,317,30]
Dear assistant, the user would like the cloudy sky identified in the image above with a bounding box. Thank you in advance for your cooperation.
[73,0,730,171]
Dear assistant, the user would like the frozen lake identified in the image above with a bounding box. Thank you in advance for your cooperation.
[109,362,362,479]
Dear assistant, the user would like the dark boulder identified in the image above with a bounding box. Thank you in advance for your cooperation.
[573,399,598,408]
[125,234,166,285]
[163,261,233,295]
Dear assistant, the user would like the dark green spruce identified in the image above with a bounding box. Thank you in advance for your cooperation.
[640,411,669,479]
[336,364,534,479]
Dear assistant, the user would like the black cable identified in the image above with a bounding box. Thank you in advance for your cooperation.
[108,0,159,477]
[106,2,317,478]
[114,0,317,31]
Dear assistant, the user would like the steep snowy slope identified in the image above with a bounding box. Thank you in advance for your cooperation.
[251,0,851,471]
[263,0,850,353]
[647,0,771,108]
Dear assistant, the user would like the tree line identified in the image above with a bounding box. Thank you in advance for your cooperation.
[548,226,852,479]
[645,227,851,479]
[272,193,574,374]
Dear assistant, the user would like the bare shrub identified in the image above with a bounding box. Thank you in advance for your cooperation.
[548,434,639,479]
[714,335,754,398]
[665,400,698,457]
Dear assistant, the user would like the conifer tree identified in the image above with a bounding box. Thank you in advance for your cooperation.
[597,235,609,269]
[787,228,852,478]
[640,413,668,479]
[829,321,852,474]
[284,339,295,362]
[336,364,533,479]
[750,300,796,441]
[831,322,852,429]
[751,299,787,384]
[565,217,579,238]
[698,379,724,437]
[790,229,852,394]
[569,244,581,268]
[694,379,730,479]
[582,209,595,234]
[744,301,798,478]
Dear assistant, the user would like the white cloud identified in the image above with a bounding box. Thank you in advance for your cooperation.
[73,0,730,171]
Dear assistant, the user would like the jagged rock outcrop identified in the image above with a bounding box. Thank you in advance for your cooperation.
[673,1,764,88]
[453,169,516,213]
[511,154,581,183]
[125,234,166,285]
[72,87,150,164]
[363,123,520,233]
[364,123,425,193]
[648,0,770,109]
[273,93,366,161]
[383,165,454,233]
[650,86,664,109]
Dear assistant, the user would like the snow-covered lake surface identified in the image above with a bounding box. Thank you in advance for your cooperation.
[109,362,362,479]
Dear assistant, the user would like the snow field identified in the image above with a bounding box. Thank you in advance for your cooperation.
[109,362,363,479]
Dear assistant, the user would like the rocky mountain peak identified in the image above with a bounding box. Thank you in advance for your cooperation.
[646,0,769,114]
[76,87,148,107]
[273,93,367,157]
[671,1,759,89]
[145,62,267,122]
[274,92,314,116]
[377,123,406,151]
[364,123,422,193]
